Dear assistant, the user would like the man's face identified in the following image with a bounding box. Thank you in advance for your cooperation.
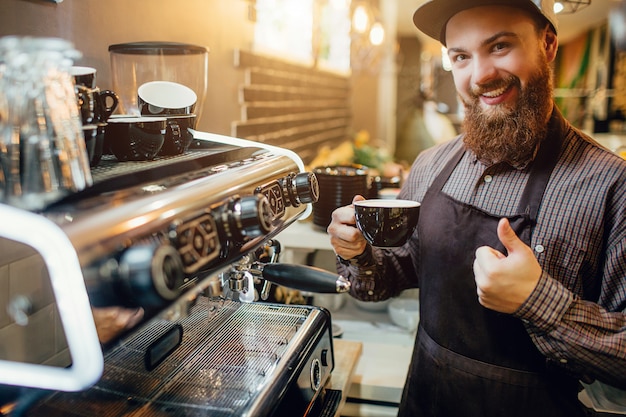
[445,6,558,166]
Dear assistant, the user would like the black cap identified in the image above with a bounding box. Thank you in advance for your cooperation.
[413,0,558,45]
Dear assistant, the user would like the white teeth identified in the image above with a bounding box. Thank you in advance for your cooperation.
[482,86,507,97]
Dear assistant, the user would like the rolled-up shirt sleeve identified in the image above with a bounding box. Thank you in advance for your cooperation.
[335,243,416,302]
[514,270,626,389]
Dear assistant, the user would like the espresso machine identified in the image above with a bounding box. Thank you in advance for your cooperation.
[0,130,350,417]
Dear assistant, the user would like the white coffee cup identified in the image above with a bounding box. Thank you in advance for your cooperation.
[138,80,197,116]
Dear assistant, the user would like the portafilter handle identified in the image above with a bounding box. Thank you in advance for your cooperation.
[261,263,351,294]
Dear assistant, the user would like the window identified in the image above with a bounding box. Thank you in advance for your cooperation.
[253,0,351,73]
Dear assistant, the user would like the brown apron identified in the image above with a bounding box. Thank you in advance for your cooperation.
[398,116,588,416]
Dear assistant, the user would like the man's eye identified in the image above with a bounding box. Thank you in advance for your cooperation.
[493,42,509,52]
[452,54,467,62]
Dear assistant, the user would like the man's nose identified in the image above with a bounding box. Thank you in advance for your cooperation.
[470,56,499,88]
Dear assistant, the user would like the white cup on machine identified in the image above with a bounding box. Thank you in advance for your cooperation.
[137,81,197,116]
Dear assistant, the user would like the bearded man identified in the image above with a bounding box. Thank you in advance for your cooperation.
[326,1,626,416]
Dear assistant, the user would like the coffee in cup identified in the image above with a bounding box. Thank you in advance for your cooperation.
[354,199,420,247]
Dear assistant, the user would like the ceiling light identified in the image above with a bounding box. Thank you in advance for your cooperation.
[369,22,385,46]
[352,4,370,34]
[554,2,565,13]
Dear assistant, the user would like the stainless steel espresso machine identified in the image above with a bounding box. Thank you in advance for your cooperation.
[0,131,350,417]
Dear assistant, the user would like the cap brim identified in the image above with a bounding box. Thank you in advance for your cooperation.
[413,0,555,45]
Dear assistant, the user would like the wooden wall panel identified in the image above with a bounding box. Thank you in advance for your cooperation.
[232,49,352,165]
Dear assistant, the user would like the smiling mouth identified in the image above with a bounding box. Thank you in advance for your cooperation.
[471,76,518,101]
[481,84,510,98]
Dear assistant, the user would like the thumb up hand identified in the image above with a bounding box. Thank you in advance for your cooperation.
[473,218,542,313]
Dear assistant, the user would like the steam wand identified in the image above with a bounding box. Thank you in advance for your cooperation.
[259,239,281,300]
[227,239,350,300]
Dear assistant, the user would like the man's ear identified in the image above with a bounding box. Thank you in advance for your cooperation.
[544,29,558,62]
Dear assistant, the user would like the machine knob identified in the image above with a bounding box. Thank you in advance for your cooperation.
[117,243,186,308]
[283,172,319,206]
[235,194,273,239]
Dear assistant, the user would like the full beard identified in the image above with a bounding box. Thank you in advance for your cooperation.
[461,59,554,168]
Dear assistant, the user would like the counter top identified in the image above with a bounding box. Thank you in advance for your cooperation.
[331,298,415,406]
[328,339,362,416]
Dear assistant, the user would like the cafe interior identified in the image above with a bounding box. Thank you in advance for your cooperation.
[0,0,625,416]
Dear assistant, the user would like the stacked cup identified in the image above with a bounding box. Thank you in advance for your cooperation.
[137,81,197,156]
[312,165,370,229]
[70,66,119,166]
[105,81,197,161]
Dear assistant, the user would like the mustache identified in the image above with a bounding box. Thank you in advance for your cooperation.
[469,76,520,98]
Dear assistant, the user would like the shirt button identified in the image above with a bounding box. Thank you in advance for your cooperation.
[534,244,545,253]
[559,358,568,364]
[367,290,374,296]
[484,175,493,183]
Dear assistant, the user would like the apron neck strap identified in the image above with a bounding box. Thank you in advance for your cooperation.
[516,108,566,220]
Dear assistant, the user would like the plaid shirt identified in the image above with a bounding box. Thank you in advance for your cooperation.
[337,108,626,388]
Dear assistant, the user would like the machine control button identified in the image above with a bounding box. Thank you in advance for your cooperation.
[310,358,322,391]
[281,172,319,206]
[294,172,319,204]
[321,348,329,367]
[116,243,186,308]
[237,194,273,238]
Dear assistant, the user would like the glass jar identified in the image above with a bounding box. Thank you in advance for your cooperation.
[0,36,92,211]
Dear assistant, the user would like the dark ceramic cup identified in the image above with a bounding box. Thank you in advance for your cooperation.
[71,66,118,165]
[157,114,197,156]
[96,89,119,123]
[70,66,97,89]
[106,116,166,161]
[76,87,119,125]
[354,199,420,247]
[75,84,119,167]
[81,124,99,166]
